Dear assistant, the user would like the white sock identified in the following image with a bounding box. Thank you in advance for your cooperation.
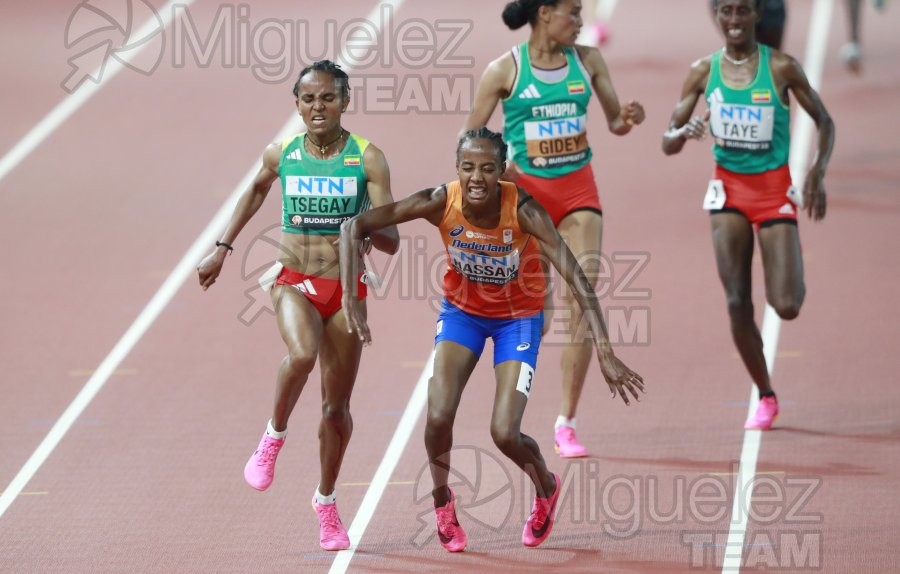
[266,419,287,439]
[315,487,337,505]
[555,416,576,430]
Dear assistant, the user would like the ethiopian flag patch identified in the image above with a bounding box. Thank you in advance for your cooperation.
[751,89,772,103]
[343,155,361,166]
[567,80,586,95]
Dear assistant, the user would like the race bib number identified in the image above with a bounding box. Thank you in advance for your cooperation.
[523,113,588,169]
[703,179,727,210]
[709,101,775,152]
[516,363,534,398]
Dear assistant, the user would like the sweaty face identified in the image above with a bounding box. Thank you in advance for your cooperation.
[715,0,759,45]
[456,139,504,208]
[295,71,348,137]
[545,0,583,46]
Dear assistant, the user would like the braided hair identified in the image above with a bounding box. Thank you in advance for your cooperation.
[456,127,508,164]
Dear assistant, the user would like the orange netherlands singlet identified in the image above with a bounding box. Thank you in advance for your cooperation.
[438,180,546,318]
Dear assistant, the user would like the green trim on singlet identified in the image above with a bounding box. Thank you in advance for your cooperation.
[278,133,370,235]
[502,43,592,178]
[705,44,790,174]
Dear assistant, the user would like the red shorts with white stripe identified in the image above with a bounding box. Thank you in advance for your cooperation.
[711,163,798,229]
[275,267,367,320]
[514,163,602,227]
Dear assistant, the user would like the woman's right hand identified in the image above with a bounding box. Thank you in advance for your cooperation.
[342,294,372,344]
[680,109,711,141]
[197,251,227,291]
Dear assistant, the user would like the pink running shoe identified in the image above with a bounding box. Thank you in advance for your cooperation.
[744,396,779,430]
[522,473,561,548]
[554,426,588,458]
[591,20,610,46]
[312,497,351,551]
[434,490,467,552]
[243,432,285,491]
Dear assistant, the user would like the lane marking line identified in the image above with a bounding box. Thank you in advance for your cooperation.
[329,351,433,574]
[0,0,195,185]
[721,1,835,571]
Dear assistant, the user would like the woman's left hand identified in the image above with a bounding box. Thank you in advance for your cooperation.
[598,353,645,406]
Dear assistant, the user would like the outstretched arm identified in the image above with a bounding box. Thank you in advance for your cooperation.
[339,186,448,343]
[362,143,400,254]
[518,193,645,405]
[775,53,834,221]
[662,58,711,155]
[197,143,280,290]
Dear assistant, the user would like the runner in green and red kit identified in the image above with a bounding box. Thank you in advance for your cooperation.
[465,0,645,459]
[197,60,399,550]
[662,0,834,430]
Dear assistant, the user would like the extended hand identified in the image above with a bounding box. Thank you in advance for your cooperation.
[803,169,827,221]
[599,354,645,406]
[342,295,372,344]
[681,109,711,140]
[197,252,225,291]
[622,100,646,126]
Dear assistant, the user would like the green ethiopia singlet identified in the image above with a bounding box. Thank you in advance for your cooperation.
[705,44,790,174]
[278,132,370,235]
[503,43,592,178]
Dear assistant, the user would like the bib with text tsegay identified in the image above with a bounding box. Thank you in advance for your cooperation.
[503,43,593,178]
[278,132,370,235]
[705,44,790,174]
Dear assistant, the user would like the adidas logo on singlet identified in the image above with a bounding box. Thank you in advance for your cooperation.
[286,150,302,161]
[518,83,542,99]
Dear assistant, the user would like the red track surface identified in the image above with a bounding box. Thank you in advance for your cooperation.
[2,1,898,572]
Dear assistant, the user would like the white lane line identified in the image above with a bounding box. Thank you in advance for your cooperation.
[0,0,195,185]
[721,0,835,571]
[329,351,434,574]
[0,0,405,520]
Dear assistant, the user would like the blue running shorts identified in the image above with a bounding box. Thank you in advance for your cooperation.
[434,298,543,369]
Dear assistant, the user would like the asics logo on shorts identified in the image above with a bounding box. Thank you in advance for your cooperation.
[516,343,531,351]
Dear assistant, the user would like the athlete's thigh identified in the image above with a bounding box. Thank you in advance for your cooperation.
[710,212,755,294]
[272,284,324,355]
[757,222,804,302]
[491,360,531,431]
[431,340,479,414]
[490,314,540,428]
[558,210,604,283]
[318,304,366,400]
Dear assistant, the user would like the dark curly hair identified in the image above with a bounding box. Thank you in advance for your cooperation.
[292,59,350,100]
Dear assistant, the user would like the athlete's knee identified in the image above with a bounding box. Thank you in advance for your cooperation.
[426,405,456,437]
[321,400,351,426]
[725,287,753,311]
[490,423,520,454]
[285,348,317,376]
[770,293,804,321]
